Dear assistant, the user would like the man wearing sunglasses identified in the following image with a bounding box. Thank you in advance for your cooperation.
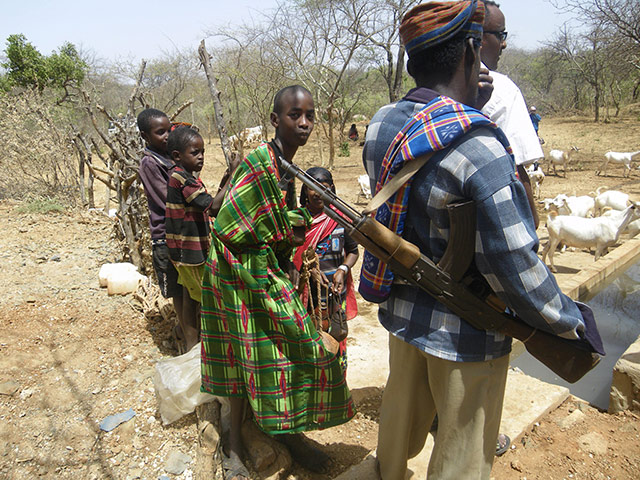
[481,1,543,228]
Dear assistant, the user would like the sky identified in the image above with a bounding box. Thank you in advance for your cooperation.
[1,0,575,63]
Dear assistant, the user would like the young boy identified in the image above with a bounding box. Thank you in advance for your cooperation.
[200,86,354,478]
[137,108,185,352]
[165,127,214,351]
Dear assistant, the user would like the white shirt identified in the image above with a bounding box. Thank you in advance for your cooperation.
[481,67,543,166]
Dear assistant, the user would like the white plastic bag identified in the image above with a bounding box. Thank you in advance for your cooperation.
[153,342,224,425]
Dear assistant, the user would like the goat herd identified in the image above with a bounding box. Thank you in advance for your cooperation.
[527,149,640,273]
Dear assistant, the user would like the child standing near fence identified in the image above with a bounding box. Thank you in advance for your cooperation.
[164,126,216,351]
[138,108,187,351]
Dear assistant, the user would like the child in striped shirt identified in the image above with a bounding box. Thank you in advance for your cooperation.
[165,126,216,351]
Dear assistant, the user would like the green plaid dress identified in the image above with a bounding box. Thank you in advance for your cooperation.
[200,144,355,434]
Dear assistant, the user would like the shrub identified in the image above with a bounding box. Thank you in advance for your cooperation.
[338,141,350,157]
[15,196,65,214]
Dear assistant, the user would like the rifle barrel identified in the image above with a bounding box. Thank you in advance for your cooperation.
[279,157,362,222]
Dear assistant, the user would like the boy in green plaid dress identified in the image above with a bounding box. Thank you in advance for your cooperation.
[200,86,354,478]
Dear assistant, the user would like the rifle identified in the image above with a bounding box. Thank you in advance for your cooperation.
[280,158,601,384]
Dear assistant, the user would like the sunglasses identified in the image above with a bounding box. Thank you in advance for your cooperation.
[484,30,508,42]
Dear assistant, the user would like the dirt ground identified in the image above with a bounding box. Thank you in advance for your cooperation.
[2,113,640,479]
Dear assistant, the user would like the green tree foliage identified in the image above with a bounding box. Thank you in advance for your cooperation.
[2,34,88,102]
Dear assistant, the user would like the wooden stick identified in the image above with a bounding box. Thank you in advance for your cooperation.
[198,40,233,168]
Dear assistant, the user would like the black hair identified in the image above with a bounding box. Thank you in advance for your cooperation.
[136,108,168,134]
[273,85,312,114]
[167,126,202,156]
[407,32,477,83]
[300,166,335,206]
[482,1,500,22]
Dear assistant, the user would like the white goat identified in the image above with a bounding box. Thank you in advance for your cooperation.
[526,163,545,199]
[562,195,595,218]
[627,219,640,238]
[547,146,579,177]
[243,125,264,143]
[596,151,640,178]
[357,174,372,200]
[229,126,265,151]
[593,187,629,216]
[541,194,594,217]
[601,207,640,238]
[541,204,638,272]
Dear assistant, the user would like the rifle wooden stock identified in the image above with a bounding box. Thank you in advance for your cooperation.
[281,158,601,383]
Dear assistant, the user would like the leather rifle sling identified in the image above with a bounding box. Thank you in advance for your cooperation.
[362,153,434,215]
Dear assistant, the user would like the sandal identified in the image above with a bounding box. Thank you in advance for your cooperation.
[221,451,251,480]
[496,433,510,456]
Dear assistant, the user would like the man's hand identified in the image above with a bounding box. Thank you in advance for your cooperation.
[331,269,346,295]
[476,67,494,110]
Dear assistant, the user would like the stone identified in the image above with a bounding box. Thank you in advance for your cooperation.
[165,450,192,475]
[99,408,136,432]
[241,420,291,476]
[557,409,585,429]
[19,388,34,399]
[609,334,640,414]
[578,432,608,455]
[199,422,220,454]
[126,467,142,480]
[241,420,277,471]
[0,381,20,396]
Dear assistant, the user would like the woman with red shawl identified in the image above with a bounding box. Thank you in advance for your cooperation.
[293,167,359,372]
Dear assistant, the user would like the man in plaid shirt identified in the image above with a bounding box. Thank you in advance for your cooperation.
[361,2,602,479]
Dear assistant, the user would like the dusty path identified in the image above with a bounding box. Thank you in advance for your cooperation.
[0,205,199,479]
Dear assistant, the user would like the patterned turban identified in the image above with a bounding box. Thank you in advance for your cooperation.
[400,0,485,59]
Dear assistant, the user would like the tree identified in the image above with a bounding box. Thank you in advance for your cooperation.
[548,23,612,121]
[353,0,420,102]
[552,0,640,76]
[266,0,371,168]
[2,34,88,103]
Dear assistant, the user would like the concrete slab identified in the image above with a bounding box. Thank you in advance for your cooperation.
[337,369,570,479]
[341,313,571,480]
[500,368,570,441]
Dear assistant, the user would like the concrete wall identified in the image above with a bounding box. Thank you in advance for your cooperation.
[609,334,640,414]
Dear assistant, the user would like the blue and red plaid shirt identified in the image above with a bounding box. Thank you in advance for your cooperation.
[362,88,591,362]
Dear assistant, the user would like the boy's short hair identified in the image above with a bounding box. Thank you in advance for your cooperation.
[137,108,168,134]
[167,126,202,155]
[273,85,312,114]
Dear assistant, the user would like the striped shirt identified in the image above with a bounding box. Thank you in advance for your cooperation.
[166,166,213,266]
[364,87,587,362]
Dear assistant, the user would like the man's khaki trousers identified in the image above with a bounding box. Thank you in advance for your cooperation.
[377,333,509,480]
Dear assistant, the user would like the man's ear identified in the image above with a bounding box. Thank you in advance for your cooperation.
[270,111,279,129]
[141,131,149,143]
[466,37,480,67]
